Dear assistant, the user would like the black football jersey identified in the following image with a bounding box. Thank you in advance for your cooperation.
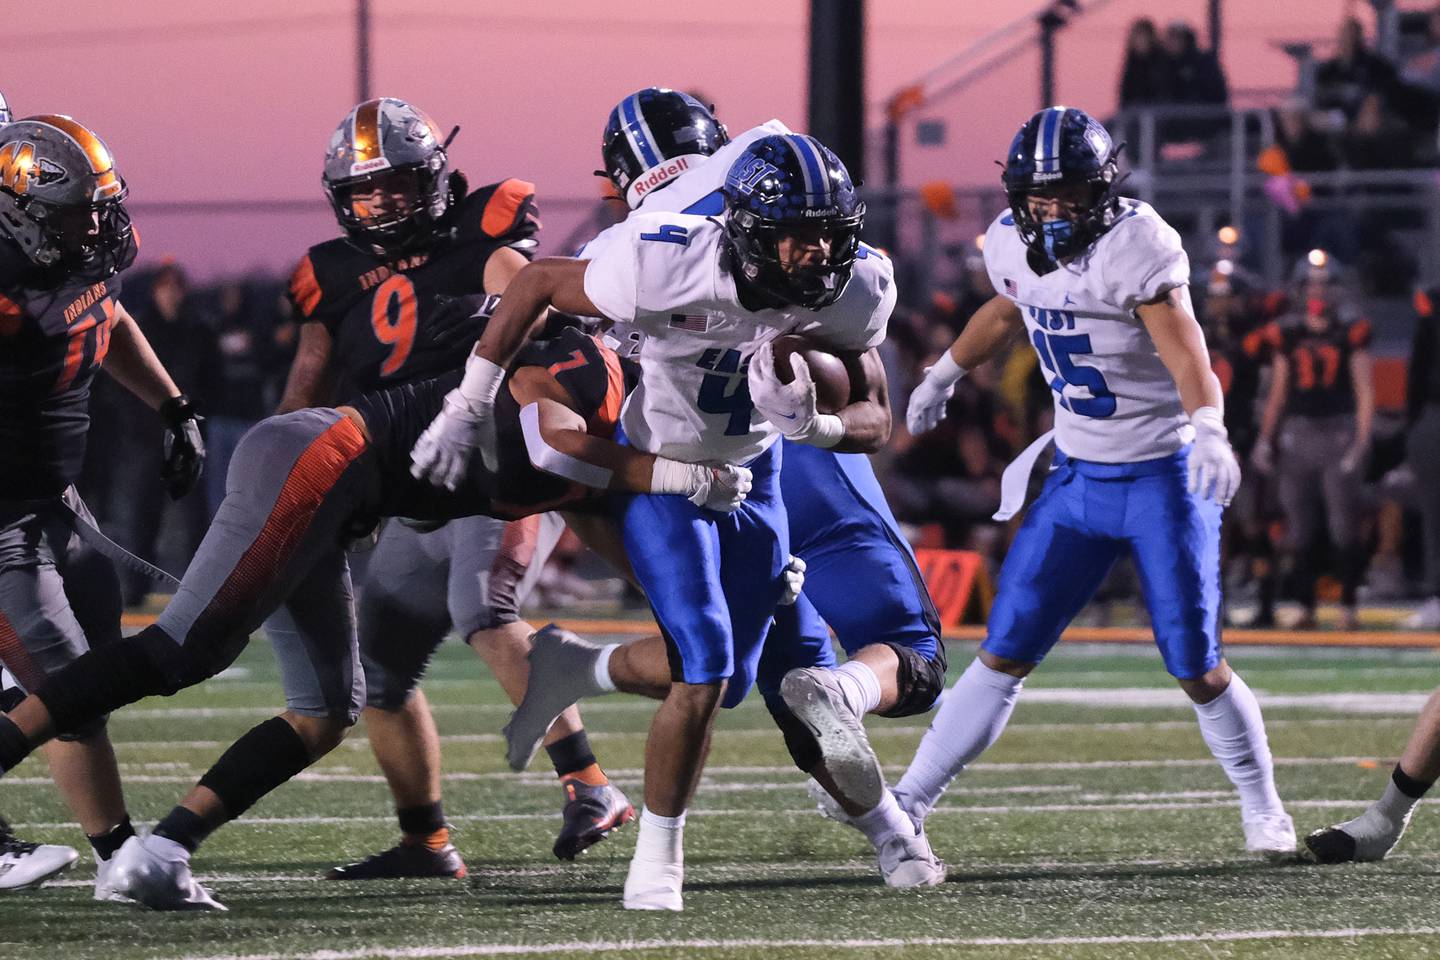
[350,326,638,522]
[0,238,129,499]
[288,179,540,397]
[1251,313,1372,419]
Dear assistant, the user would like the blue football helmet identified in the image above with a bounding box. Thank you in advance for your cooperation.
[599,88,728,208]
[1002,106,1120,263]
[722,133,864,310]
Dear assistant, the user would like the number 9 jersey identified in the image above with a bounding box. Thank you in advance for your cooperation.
[985,198,1194,464]
[287,178,540,395]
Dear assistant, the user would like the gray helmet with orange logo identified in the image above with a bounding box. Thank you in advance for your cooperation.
[0,114,135,276]
[322,97,452,257]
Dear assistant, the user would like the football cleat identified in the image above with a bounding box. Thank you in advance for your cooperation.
[93,853,133,903]
[554,778,635,861]
[110,835,226,911]
[504,625,607,772]
[623,856,684,911]
[780,667,885,811]
[327,841,467,880]
[1243,811,1298,859]
[805,777,854,826]
[1305,803,1413,864]
[0,819,78,891]
[876,824,946,889]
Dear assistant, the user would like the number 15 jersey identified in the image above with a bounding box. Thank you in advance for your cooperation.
[984,198,1194,464]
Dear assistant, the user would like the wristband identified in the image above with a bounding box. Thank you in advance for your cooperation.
[650,457,702,495]
[159,394,197,429]
[928,350,968,388]
[1189,405,1227,437]
[457,352,506,410]
[806,413,845,448]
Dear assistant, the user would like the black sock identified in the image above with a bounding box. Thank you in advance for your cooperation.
[544,730,598,777]
[154,806,213,854]
[87,815,136,861]
[0,714,31,772]
[396,802,446,838]
[1393,764,1435,800]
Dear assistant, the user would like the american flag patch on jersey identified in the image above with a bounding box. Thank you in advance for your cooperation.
[669,313,709,332]
[1004,278,1018,296]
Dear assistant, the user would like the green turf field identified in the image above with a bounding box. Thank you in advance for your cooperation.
[3,632,1440,959]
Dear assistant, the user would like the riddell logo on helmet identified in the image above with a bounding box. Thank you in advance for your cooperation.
[632,156,693,198]
[350,156,392,176]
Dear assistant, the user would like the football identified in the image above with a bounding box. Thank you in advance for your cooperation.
[770,334,853,413]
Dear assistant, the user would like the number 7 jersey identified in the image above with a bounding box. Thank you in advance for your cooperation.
[984,198,1194,463]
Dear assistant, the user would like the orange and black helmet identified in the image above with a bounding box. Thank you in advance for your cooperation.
[322,97,453,257]
[0,114,135,276]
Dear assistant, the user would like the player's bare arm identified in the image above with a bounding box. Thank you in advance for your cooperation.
[275,321,337,413]
[102,301,183,409]
[1137,287,1224,416]
[829,347,891,453]
[1139,286,1239,504]
[474,258,600,369]
[1254,351,1290,472]
[906,294,1023,435]
[1349,346,1375,468]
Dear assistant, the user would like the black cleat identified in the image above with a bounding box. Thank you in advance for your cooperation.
[1305,826,1359,863]
[327,841,467,880]
[553,778,635,861]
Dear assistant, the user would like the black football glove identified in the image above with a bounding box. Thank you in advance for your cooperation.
[159,394,205,500]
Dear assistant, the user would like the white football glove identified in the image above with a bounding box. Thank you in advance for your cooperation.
[747,342,843,447]
[779,555,807,605]
[410,353,505,491]
[651,458,753,513]
[1187,406,1242,506]
[905,350,967,436]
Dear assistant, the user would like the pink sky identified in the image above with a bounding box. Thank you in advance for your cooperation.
[4,0,1373,278]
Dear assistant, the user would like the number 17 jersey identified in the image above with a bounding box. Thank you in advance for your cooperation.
[984,198,1194,464]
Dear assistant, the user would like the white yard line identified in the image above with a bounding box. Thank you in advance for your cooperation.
[158,927,1440,960]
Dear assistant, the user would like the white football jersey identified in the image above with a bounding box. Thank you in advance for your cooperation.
[581,120,794,359]
[985,199,1195,464]
[583,212,894,464]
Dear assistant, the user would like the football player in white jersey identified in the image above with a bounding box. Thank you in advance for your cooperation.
[900,106,1296,859]
[503,89,946,888]
[410,133,896,910]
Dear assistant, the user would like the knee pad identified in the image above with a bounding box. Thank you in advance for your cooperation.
[766,697,822,773]
[36,625,189,736]
[55,713,108,742]
[876,641,948,718]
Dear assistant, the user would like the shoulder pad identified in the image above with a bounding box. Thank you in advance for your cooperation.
[288,237,375,320]
[460,179,540,244]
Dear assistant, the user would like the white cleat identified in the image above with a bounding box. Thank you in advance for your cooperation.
[1243,811,1298,859]
[1403,597,1440,631]
[622,858,684,912]
[93,853,134,903]
[504,625,607,772]
[111,835,227,911]
[780,667,884,811]
[805,777,854,826]
[1305,803,1412,863]
[0,820,78,891]
[876,823,946,888]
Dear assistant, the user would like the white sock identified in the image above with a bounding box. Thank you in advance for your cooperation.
[1376,777,1424,825]
[895,658,1023,820]
[593,644,619,694]
[1191,672,1284,819]
[833,661,882,716]
[633,807,685,866]
[851,790,915,848]
[144,834,191,863]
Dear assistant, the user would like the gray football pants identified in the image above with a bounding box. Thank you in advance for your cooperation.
[0,488,121,738]
[1409,403,1440,598]
[358,512,565,709]
[1275,414,1364,605]
[154,408,378,723]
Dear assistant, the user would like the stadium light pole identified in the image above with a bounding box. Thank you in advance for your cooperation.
[356,0,372,103]
[807,0,865,183]
[1208,0,1222,55]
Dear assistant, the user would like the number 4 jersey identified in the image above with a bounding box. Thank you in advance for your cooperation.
[287,178,540,396]
[583,212,894,464]
[985,198,1193,464]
